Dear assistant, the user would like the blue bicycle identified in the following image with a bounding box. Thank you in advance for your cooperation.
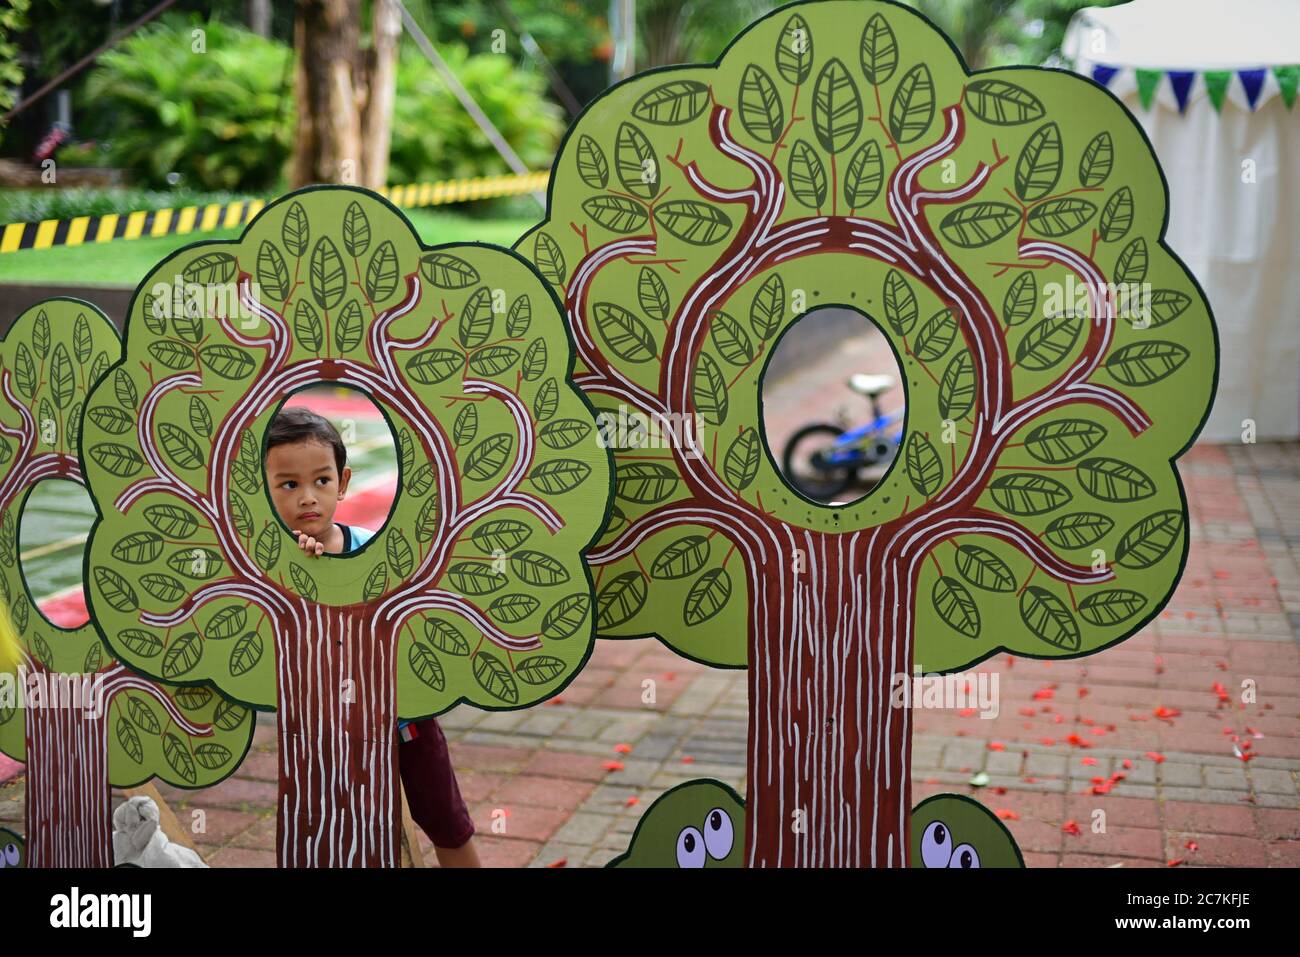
[781,373,904,502]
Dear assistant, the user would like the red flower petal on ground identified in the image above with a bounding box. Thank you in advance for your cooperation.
[994,809,1019,821]
[1166,858,1184,867]
[958,707,976,718]
[614,743,632,754]
[988,742,1006,752]
[1122,759,1133,769]
[1146,751,1166,763]
[545,697,566,706]
[1216,661,1228,671]
[1154,655,1164,674]
[1185,840,1198,852]
[1053,714,1065,724]
[602,760,624,771]
[1023,776,1038,784]
[1033,687,1055,701]
[680,755,694,764]
[625,796,640,807]
[1040,738,1056,746]
[1078,687,1089,699]
[1081,757,1098,766]
[547,858,567,868]
[1019,707,1036,717]
[992,786,1008,795]
[1062,820,1081,835]
[1154,706,1181,720]
[924,777,940,785]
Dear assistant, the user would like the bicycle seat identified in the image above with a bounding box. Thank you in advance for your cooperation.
[848,373,894,397]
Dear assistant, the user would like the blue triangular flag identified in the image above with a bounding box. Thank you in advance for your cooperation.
[1092,63,1120,87]
[1167,70,1196,112]
[1238,68,1267,109]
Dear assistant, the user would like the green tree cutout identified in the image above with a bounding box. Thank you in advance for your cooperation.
[0,300,253,868]
[81,189,610,867]
[518,0,1214,867]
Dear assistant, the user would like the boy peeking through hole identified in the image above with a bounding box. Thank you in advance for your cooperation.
[265,406,480,867]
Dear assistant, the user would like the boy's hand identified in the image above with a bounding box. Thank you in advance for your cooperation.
[291,530,326,557]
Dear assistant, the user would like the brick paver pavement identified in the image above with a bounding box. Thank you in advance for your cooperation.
[1,327,1295,867]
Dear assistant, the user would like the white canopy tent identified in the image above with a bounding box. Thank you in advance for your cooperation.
[1065,0,1299,441]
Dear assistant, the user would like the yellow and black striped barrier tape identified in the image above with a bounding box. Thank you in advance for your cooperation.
[0,170,550,255]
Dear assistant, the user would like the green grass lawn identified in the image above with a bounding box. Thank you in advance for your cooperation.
[0,207,537,287]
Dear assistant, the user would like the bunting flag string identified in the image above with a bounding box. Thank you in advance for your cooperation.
[1089,63,1298,113]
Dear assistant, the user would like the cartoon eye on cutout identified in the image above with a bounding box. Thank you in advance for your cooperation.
[920,820,953,868]
[702,808,734,860]
[948,843,980,868]
[2,843,17,866]
[676,826,706,868]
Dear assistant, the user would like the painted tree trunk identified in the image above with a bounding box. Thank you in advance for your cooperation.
[24,697,112,868]
[746,529,913,868]
[275,599,400,867]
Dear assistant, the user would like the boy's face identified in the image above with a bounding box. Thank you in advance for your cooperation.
[265,439,352,541]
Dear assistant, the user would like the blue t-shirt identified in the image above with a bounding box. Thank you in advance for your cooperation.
[339,524,374,552]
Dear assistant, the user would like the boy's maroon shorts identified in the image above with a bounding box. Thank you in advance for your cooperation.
[397,717,475,849]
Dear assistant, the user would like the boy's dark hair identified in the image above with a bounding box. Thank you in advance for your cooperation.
[266,407,347,476]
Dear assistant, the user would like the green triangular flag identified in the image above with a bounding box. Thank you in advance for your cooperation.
[1135,68,1163,110]
[1274,66,1299,109]
[1203,70,1232,112]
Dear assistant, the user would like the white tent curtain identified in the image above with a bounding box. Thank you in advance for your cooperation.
[1065,0,1300,441]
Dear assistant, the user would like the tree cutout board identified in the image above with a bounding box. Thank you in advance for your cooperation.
[0,300,254,868]
[517,0,1216,867]
[80,188,611,867]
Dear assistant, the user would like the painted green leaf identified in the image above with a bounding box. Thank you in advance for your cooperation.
[1078,589,1147,626]
[542,594,591,639]
[988,473,1072,515]
[88,405,133,435]
[73,313,92,362]
[575,135,609,189]
[127,695,161,734]
[654,201,732,245]
[112,532,164,564]
[1024,419,1107,463]
[1115,509,1184,568]
[407,462,435,497]
[913,308,956,361]
[459,286,495,348]
[94,566,139,613]
[774,13,813,85]
[254,525,281,571]
[83,641,103,673]
[738,64,784,143]
[724,429,760,490]
[342,200,371,257]
[709,310,756,365]
[363,564,388,601]
[964,80,1046,125]
[454,404,478,447]
[188,396,213,438]
[955,545,1017,592]
[13,342,35,397]
[282,201,309,256]
[938,352,975,419]
[1079,131,1113,187]
[1027,198,1096,237]
[213,699,249,731]
[472,651,517,703]
[159,423,205,470]
[51,344,74,409]
[1076,457,1156,501]
[1003,271,1038,326]
[467,345,520,377]
[420,252,480,289]
[638,267,671,322]
[652,535,711,580]
[386,529,414,578]
[410,643,446,692]
[119,630,163,658]
[904,433,944,496]
[516,656,566,686]
[597,571,648,627]
[787,140,828,208]
[140,573,186,603]
[425,619,470,656]
[309,237,346,309]
[163,732,197,783]
[594,301,657,361]
[118,719,143,764]
[693,352,729,424]
[1106,341,1188,386]
[1020,586,1080,650]
[1044,512,1114,549]
[489,594,540,624]
[683,567,732,626]
[859,13,898,84]
[582,194,649,233]
[415,494,440,543]
[229,631,264,676]
[940,202,1019,247]
[406,348,462,384]
[1114,237,1148,284]
[750,273,785,339]
[1098,187,1134,242]
[882,269,918,335]
[162,632,202,679]
[114,368,138,409]
[90,443,145,479]
[615,122,659,200]
[448,562,507,595]
[844,139,884,209]
[206,605,246,640]
[194,743,233,771]
[511,549,571,586]
[888,63,933,144]
[1147,290,1192,328]
[632,80,710,124]
[1015,311,1082,371]
[257,240,289,300]
[464,433,513,482]
[933,576,981,638]
[1014,122,1062,200]
[365,240,399,301]
[289,563,317,601]
[529,457,590,494]
[533,232,566,286]
[813,57,863,154]
[199,345,256,379]
[148,340,195,370]
[183,251,236,285]
[616,462,680,504]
